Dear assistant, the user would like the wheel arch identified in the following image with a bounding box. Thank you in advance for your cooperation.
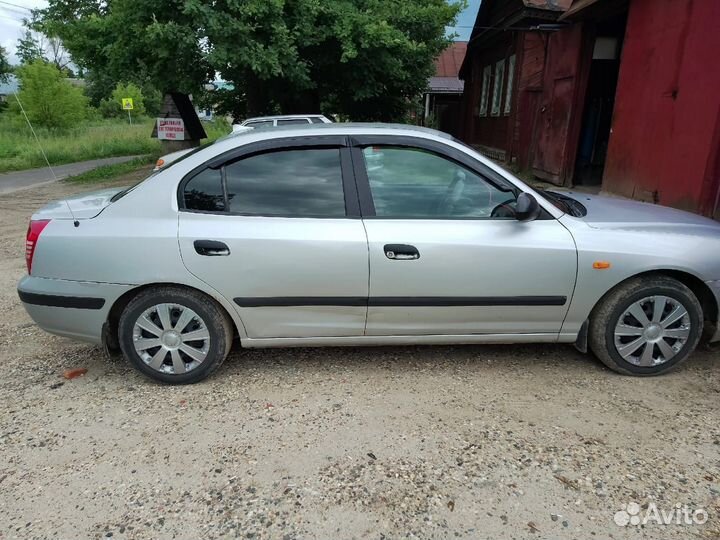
[589,269,718,337]
[103,282,245,352]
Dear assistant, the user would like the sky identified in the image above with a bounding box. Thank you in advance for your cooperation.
[0,0,47,63]
[1,0,480,64]
[448,0,481,41]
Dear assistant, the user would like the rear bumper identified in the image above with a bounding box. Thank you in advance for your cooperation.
[708,280,720,343]
[17,276,133,344]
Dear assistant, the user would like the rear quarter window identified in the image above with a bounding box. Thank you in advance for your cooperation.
[183,168,225,211]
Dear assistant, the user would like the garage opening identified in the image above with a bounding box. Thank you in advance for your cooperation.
[573,10,628,186]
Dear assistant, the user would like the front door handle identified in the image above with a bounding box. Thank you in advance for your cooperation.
[194,240,230,256]
[384,244,420,260]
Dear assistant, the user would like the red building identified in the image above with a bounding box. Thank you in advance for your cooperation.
[459,0,720,219]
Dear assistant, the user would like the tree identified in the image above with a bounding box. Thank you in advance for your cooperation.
[16,30,44,65]
[37,0,462,121]
[11,61,87,129]
[0,46,11,83]
[17,16,72,71]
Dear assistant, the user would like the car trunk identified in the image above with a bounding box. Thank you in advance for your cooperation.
[31,187,128,220]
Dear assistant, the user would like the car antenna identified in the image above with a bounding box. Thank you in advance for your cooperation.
[13,92,80,227]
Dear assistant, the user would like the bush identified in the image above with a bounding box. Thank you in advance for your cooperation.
[11,61,88,129]
[98,82,147,119]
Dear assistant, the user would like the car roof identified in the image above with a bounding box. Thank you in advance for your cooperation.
[220,122,454,143]
[243,114,326,122]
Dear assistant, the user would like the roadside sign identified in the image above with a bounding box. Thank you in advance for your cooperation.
[122,98,134,110]
[157,118,185,141]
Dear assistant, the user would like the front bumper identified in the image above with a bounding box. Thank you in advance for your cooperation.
[708,280,720,343]
[17,276,133,344]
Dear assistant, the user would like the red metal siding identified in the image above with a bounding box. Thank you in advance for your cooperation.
[531,23,592,186]
[511,32,547,169]
[602,0,720,214]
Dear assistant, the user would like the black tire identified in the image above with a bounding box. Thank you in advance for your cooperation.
[118,286,234,384]
[588,275,703,376]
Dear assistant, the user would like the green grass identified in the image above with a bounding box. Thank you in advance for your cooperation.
[64,155,156,184]
[0,117,231,173]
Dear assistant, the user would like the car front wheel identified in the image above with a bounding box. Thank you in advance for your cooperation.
[118,286,233,384]
[589,276,703,376]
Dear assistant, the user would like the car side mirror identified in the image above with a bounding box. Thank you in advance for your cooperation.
[515,192,541,222]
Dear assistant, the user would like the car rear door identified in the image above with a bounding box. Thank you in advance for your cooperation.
[178,136,369,339]
[350,135,578,337]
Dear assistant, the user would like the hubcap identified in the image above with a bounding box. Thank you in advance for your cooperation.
[132,303,210,375]
[614,295,691,367]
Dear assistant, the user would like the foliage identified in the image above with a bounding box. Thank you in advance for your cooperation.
[10,61,87,129]
[37,0,463,122]
[0,117,230,173]
[16,30,45,65]
[0,46,11,83]
[98,82,147,118]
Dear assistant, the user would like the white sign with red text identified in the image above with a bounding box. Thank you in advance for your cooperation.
[157,118,185,140]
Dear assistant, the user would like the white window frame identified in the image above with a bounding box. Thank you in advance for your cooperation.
[504,55,516,116]
[491,59,505,117]
[478,65,491,117]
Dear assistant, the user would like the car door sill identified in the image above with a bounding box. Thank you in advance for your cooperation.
[242,333,578,348]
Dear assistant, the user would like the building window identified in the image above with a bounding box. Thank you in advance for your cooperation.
[491,59,505,117]
[504,55,515,116]
[479,65,491,117]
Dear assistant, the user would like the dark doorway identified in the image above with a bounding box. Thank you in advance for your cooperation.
[574,12,628,186]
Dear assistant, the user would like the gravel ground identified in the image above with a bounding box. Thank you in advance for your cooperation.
[0,173,719,540]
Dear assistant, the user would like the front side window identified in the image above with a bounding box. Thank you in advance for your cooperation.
[362,146,516,219]
[224,149,345,217]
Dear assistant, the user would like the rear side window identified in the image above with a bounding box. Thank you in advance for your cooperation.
[277,119,311,125]
[183,168,225,211]
[310,117,326,124]
[224,149,345,217]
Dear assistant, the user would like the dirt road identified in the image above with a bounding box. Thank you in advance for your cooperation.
[0,175,718,539]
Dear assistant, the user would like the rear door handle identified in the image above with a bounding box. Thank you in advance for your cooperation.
[384,244,420,260]
[194,240,230,256]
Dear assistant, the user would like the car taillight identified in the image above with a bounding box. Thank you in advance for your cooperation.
[26,219,50,274]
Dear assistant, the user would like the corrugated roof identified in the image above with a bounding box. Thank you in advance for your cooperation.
[428,77,465,93]
[434,42,467,78]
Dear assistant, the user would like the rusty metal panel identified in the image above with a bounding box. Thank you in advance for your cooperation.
[602,0,720,215]
[531,23,590,185]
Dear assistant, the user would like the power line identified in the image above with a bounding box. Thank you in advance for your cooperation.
[0,0,32,11]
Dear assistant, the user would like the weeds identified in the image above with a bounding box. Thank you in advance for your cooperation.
[0,117,230,173]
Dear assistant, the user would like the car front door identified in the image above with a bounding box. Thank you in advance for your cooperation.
[350,136,578,337]
[178,136,369,339]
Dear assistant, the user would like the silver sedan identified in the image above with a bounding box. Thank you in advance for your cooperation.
[18,124,720,383]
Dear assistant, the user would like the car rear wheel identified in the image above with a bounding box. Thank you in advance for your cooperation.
[589,276,703,376]
[118,286,233,384]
